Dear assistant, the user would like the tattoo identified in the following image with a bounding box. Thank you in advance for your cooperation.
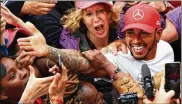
[47,45,91,73]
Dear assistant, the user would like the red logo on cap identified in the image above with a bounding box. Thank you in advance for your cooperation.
[133,9,144,20]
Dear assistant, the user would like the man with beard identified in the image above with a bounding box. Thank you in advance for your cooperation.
[82,4,174,103]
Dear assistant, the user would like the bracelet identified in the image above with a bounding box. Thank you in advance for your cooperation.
[110,67,121,79]
[46,59,50,69]
[50,98,63,104]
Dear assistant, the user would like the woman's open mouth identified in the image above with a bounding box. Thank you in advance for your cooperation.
[95,24,104,34]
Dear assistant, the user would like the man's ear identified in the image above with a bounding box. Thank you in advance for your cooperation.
[156,28,162,42]
[0,92,8,100]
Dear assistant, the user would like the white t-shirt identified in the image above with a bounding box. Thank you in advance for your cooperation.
[104,40,174,83]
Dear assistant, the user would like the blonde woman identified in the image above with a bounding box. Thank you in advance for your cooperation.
[60,1,120,104]
[60,1,120,51]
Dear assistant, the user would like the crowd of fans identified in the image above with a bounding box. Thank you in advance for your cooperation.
[0,1,181,104]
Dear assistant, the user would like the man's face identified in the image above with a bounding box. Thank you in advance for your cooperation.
[0,57,30,101]
[125,28,160,60]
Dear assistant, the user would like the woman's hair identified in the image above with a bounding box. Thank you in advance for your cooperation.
[61,3,120,33]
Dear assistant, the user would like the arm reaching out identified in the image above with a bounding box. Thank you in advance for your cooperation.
[0,3,33,35]
[47,46,92,73]
[17,21,92,73]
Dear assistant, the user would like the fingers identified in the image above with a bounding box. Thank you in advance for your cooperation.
[17,55,35,67]
[60,63,68,82]
[15,51,27,62]
[0,3,8,11]
[18,55,31,64]
[93,49,100,53]
[159,76,165,91]
[82,50,94,61]
[17,37,31,42]
[171,99,180,104]
[19,46,33,51]
[50,73,61,88]
[29,56,36,64]
[18,41,31,46]
[112,46,118,56]
[49,65,59,74]
[67,81,79,84]
[22,51,37,56]
[119,43,128,54]
[38,7,52,15]
[0,16,6,26]
[17,38,33,51]
[0,18,6,34]
[16,51,37,58]
[29,65,36,77]
[101,47,108,53]
[61,63,66,70]
[40,75,54,83]
[40,12,49,15]
[39,2,56,8]
[143,98,152,104]
[165,90,175,100]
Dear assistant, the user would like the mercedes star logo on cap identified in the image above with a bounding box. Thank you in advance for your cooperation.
[133,9,144,20]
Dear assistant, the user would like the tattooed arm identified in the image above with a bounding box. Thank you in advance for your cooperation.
[46,45,93,73]
[16,22,94,74]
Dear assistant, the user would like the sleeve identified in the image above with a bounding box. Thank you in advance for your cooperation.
[0,38,8,55]
[104,52,129,73]
[29,9,63,48]
[104,53,118,66]
[166,7,181,38]
[60,28,80,50]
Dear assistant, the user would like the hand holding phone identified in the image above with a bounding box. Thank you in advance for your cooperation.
[165,62,180,98]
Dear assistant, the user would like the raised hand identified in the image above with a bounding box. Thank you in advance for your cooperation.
[101,39,128,56]
[0,3,19,25]
[49,63,68,104]
[21,1,56,15]
[17,22,48,57]
[82,49,110,69]
[15,51,36,68]
[0,3,33,35]
[143,77,179,104]
[19,65,54,104]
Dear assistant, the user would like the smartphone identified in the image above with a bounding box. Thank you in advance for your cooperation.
[165,62,181,98]
[58,54,62,71]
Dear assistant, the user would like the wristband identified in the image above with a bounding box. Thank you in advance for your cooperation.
[110,67,121,79]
